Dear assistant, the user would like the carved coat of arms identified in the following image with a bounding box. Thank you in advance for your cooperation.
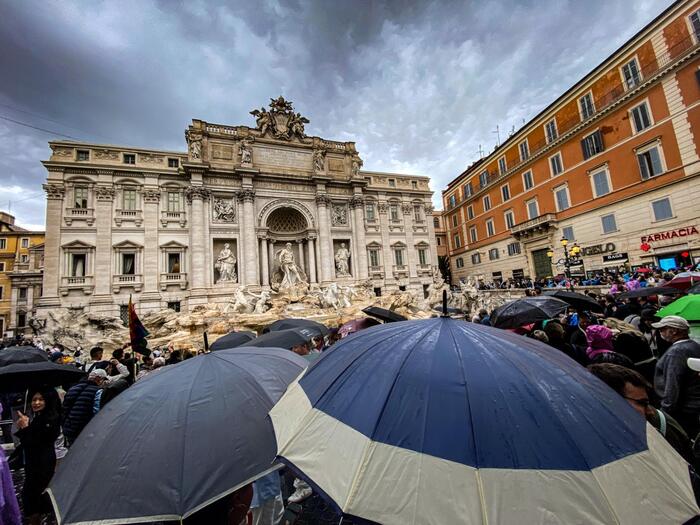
[250,96,309,141]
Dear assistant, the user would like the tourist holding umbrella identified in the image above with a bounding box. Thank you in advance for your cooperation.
[543,289,603,313]
[210,330,256,351]
[491,295,569,328]
[270,318,699,524]
[15,388,62,525]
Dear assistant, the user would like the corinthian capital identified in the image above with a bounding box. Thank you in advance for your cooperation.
[236,188,256,203]
[349,195,365,209]
[185,186,211,203]
[315,193,331,207]
[43,183,65,200]
[424,203,435,213]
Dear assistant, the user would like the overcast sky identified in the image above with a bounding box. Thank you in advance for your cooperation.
[0,0,672,229]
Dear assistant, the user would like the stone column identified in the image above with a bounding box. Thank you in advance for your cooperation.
[315,194,333,282]
[307,236,317,283]
[424,204,438,266]
[297,240,305,272]
[260,236,269,287]
[402,202,417,278]
[40,182,65,306]
[142,188,161,294]
[185,186,210,290]
[93,185,115,296]
[350,195,368,279]
[238,189,258,286]
[377,202,394,285]
[268,238,276,274]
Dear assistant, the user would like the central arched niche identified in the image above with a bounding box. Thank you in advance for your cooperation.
[266,206,308,234]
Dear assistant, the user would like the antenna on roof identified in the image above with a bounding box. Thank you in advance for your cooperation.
[509,125,516,137]
[477,145,484,159]
[492,125,500,147]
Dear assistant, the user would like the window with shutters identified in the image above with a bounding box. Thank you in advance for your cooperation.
[451,214,458,228]
[621,58,641,90]
[168,158,179,168]
[390,204,400,222]
[418,249,427,266]
[637,143,664,180]
[562,226,574,241]
[691,9,700,42]
[74,186,89,209]
[456,257,465,268]
[167,191,181,212]
[469,226,477,243]
[601,213,617,234]
[479,170,489,189]
[123,188,138,210]
[486,219,495,237]
[545,119,558,143]
[579,92,595,120]
[554,185,570,211]
[581,130,604,159]
[464,182,473,198]
[630,101,652,133]
[651,197,673,222]
[77,150,90,161]
[526,198,539,220]
[489,248,499,261]
[519,140,529,161]
[507,242,521,256]
[504,210,515,229]
[123,153,136,165]
[501,184,510,202]
[448,195,456,208]
[368,249,380,268]
[590,168,611,197]
[549,152,563,177]
[471,253,480,265]
[453,234,461,249]
[522,170,534,190]
[467,205,474,220]
[365,203,376,221]
[483,195,491,211]
[498,156,507,175]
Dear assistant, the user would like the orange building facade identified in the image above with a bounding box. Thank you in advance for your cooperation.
[443,0,700,284]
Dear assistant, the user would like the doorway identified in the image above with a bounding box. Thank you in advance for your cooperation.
[532,248,552,279]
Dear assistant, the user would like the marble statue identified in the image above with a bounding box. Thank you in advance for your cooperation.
[230,288,252,314]
[188,133,202,160]
[277,243,304,288]
[213,198,236,222]
[249,290,271,314]
[351,157,363,177]
[426,267,450,308]
[335,243,351,276]
[215,243,237,283]
[313,150,325,172]
[240,138,253,165]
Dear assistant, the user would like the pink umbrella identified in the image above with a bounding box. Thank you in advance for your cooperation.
[338,318,380,338]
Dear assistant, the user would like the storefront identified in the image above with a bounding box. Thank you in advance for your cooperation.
[640,225,698,271]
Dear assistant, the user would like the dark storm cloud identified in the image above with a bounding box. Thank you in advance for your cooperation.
[0,0,671,229]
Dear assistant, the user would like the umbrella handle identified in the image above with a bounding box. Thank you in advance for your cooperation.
[442,289,448,316]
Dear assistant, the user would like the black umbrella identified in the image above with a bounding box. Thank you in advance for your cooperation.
[263,318,329,336]
[0,346,48,366]
[361,306,407,323]
[617,286,684,299]
[243,328,317,350]
[48,347,308,525]
[0,361,85,392]
[209,330,256,351]
[491,296,569,329]
[543,290,603,312]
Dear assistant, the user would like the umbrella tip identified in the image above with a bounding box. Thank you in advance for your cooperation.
[442,289,448,317]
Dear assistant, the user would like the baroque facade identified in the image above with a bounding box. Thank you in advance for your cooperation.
[38,97,436,317]
[443,0,700,284]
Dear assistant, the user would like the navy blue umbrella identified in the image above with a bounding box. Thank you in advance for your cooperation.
[264,318,329,336]
[209,330,256,351]
[49,347,308,525]
[271,318,699,525]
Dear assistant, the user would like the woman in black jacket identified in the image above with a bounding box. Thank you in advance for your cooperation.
[15,389,61,524]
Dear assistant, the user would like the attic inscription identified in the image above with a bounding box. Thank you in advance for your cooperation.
[254,146,311,170]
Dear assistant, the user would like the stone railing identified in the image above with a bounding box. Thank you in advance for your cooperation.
[160,272,188,290]
[64,207,95,226]
[112,274,143,293]
[160,211,187,228]
[115,209,143,226]
[60,276,94,296]
[510,213,557,237]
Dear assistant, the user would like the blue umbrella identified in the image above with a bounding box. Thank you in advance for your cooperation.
[49,347,308,525]
[271,318,699,525]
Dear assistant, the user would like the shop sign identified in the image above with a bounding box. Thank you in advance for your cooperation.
[581,243,616,256]
[603,253,628,263]
[640,226,698,243]
[512,269,524,278]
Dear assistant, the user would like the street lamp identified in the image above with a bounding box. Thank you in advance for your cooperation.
[547,237,581,291]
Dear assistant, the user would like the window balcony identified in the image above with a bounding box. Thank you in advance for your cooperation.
[416,263,432,276]
[160,211,187,228]
[112,274,143,293]
[115,209,143,227]
[160,272,188,290]
[392,264,409,278]
[510,213,558,241]
[60,276,94,296]
[64,208,95,226]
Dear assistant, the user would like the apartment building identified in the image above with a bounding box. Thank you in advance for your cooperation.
[443,0,700,284]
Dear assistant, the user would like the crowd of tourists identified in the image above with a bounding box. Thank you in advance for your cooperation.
[1,273,699,524]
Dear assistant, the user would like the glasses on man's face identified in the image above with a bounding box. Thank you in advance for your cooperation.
[623,396,650,409]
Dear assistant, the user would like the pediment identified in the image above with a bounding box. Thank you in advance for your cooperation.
[61,240,94,249]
